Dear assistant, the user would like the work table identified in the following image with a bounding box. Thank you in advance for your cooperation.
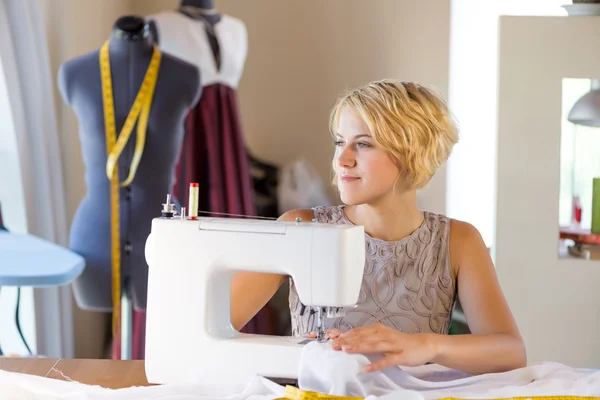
[0,357,298,390]
[0,357,151,389]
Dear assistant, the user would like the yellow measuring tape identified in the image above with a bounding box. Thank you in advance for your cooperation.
[100,40,162,339]
[277,386,362,400]
[277,386,599,400]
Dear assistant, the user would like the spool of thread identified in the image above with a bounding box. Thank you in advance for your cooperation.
[188,183,199,220]
[592,177,600,234]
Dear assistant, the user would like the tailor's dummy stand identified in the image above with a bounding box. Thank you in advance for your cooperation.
[58,16,200,359]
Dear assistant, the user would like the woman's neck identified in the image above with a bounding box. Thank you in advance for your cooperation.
[346,190,424,242]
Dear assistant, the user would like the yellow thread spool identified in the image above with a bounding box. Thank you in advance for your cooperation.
[189,182,199,219]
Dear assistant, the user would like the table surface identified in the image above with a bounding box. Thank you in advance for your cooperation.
[0,357,298,389]
[0,357,151,389]
[0,231,85,286]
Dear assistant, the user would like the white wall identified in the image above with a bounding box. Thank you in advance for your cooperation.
[496,15,600,368]
[132,0,452,214]
[447,0,566,247]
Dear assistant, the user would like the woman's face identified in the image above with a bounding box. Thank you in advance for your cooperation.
[334,107,402,206]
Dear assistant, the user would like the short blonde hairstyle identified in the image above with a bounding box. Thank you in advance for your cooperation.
[330,79,459,189]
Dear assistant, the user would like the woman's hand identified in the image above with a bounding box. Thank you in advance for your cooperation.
[331,324,437,372]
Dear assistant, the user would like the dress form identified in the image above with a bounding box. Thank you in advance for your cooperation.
[58,16,201,357]
[147,7,285,336]
[149,1,220,57]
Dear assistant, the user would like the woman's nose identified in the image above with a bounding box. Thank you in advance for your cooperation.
[336,146,356,169]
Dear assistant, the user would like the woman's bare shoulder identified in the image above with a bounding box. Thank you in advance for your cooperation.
[449,219,486,249]
[448,218,489,274]
[278,208,315,222]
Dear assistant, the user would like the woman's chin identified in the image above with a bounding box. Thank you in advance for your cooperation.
[340,192,368,206]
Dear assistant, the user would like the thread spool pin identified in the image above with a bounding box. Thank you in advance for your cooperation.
[161,193,175,218]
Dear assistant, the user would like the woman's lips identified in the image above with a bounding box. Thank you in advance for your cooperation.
[340,176,360,183]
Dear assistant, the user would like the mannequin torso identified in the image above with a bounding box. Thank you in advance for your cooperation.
[179,0,221,24]
[58,17,201,311]
[149,0,221,69]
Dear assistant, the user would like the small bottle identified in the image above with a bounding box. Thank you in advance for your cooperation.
[572,195,582,228]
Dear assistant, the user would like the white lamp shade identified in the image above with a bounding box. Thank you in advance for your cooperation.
[568,80,600,128]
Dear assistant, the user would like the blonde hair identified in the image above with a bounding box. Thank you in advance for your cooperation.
[330,79,459,189]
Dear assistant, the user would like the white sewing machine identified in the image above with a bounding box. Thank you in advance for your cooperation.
[144,196,365,385]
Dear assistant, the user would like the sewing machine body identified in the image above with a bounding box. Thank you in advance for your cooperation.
[144,215,365,385]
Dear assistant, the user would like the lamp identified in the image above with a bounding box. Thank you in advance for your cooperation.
[567,79,600,127]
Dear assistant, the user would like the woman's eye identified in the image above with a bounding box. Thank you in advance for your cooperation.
[357,142,370,148]
[334,140,344,147]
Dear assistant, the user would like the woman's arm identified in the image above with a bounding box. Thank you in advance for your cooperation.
[429,220,526,374]
[331,220,526,375]
[229,208,315,331]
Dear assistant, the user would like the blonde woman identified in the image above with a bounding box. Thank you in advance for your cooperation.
[230,79,526,375]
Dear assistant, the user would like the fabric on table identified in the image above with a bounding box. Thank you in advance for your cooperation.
[298,342,600,399]
[1,341,599,399]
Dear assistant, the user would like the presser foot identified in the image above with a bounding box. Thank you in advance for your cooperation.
[315,328,328,343]
[301,304,353,343]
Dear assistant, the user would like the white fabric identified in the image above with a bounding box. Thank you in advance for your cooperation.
[277,158,332,214]
[1,341,599,399]
[300,342,600,399]
[0,0,75,358]
[148,11,247,88]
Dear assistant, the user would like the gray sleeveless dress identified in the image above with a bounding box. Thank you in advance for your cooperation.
[289,205,457,336]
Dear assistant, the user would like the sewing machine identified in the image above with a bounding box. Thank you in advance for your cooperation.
[144,196,366,385]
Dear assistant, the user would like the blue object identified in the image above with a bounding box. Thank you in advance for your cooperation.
[0,231,85,287]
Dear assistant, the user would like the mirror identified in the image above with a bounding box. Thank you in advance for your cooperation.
[558,77,600,260]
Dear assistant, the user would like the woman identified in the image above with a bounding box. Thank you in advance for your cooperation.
[230,79,526,375]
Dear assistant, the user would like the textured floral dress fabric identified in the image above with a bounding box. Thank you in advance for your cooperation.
[289,205,457,336]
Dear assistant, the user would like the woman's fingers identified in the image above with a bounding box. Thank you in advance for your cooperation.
[334,328,380,347]
[326,328,343,339]
[364,353,403,373]
[340,339,397,354]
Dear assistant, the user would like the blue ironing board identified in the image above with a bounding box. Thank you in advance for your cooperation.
[0,230,84,356]
[0,231,84,286]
